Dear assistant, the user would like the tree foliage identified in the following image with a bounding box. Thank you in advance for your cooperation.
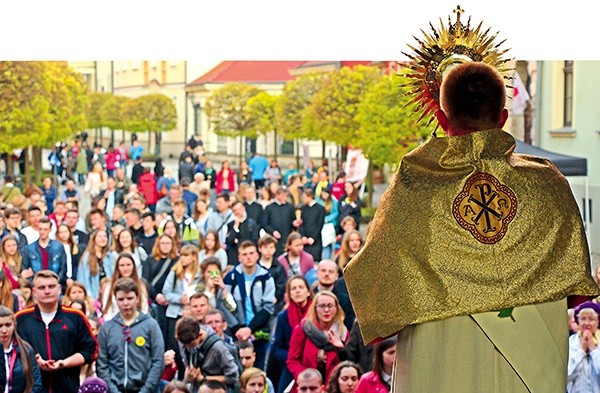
[86,92,106,129]
[103,95,129,131]
[275,72,328,141]
[0,61,89,152]
[87,92,131,132]
[204,83,262,138]
[355,75,431,166]
[43,62,89,145]
[122,94,177,133]
[0,62,51,151]
[306,65,381,146]
[245,91,278,136]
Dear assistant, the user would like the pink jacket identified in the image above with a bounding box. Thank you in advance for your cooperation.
[355,371,389,393]
[277,251,314,277]
[105,151,121,170]
[138,172,159,205]
[215,169,236,194]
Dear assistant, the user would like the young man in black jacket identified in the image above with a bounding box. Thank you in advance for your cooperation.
[16,270,97,393]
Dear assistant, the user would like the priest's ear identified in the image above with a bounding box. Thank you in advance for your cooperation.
[499,108,509,128]
[435,109,450,132]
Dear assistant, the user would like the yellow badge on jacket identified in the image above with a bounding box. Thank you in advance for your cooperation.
[135,336,146,346]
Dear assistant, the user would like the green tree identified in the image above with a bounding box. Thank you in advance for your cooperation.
[0,61,51,181]
[122,94,177,156]
[306,65,382,148]
[355,75,430,166]
[0,62,51,153]
[0,61,89,184]
[87,92,106,129]
[102,94,129,144]
[245,91,279,159]
[44,62,89,144]
[33,62,89,183]
[275,72,328,165]
[355,74,431,207]
[86,92,112,143]
[205,83,261,163]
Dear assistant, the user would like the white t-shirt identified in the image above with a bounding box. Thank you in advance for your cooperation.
[20,226,40,245]
[41,311,57,327]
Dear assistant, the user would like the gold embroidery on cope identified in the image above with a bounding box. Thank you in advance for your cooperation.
[453,173,517,244]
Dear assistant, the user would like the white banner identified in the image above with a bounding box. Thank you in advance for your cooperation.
[512,71,531,115]
[345,148,369,183]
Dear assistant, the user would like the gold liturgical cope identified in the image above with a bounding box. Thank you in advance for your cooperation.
[344,129,598,345]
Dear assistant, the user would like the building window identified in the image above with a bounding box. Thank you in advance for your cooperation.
[281,140,294,155]
[563,61,574,127]
[217,135,228,153]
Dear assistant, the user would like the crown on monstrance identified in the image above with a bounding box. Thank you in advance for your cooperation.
[401,5,512,127]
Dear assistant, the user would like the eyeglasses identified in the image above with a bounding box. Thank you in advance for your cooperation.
[316,304,336,310]
[122,325,132,343]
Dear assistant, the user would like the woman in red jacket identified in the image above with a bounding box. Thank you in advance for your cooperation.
[214,159,236,195]
[137,167,159,212]
[287,291,348,392]
[105,144,121,178]
[354,336,397,393]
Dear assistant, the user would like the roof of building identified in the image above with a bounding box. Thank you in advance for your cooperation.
[189,61,307,85]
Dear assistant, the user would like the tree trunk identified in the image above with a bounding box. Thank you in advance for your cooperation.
[366,160,374,208]
[239,136,244,168]
[155,132,161,156]
[321,140,326,163]
[341,145,348,163]
[295,139,300,170]
[110,129,115,145]
[6,156,13,179]
[32,146,43,184]
[22,148,30,187]
[524,102,533,145]
[273,130,278,161]
[147,131,152,155]
[122,130,125,143]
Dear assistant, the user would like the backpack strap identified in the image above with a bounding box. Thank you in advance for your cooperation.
[194,332,221,367]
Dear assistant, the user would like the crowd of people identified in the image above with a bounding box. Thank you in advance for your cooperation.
[1,132,599,393]
[0,138,381,393]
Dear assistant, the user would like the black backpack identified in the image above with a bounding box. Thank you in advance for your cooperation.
[189,332,221,368]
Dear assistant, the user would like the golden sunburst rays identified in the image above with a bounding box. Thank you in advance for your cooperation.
[400,5,512,128]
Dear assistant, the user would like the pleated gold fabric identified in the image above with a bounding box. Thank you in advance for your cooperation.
[344,129,598,345]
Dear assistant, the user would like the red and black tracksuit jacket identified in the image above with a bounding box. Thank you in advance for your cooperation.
[15,305,98,393]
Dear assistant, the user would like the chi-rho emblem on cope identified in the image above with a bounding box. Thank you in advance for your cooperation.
[452,172,517,244]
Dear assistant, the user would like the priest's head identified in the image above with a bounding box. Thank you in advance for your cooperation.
[436,62,508,136]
